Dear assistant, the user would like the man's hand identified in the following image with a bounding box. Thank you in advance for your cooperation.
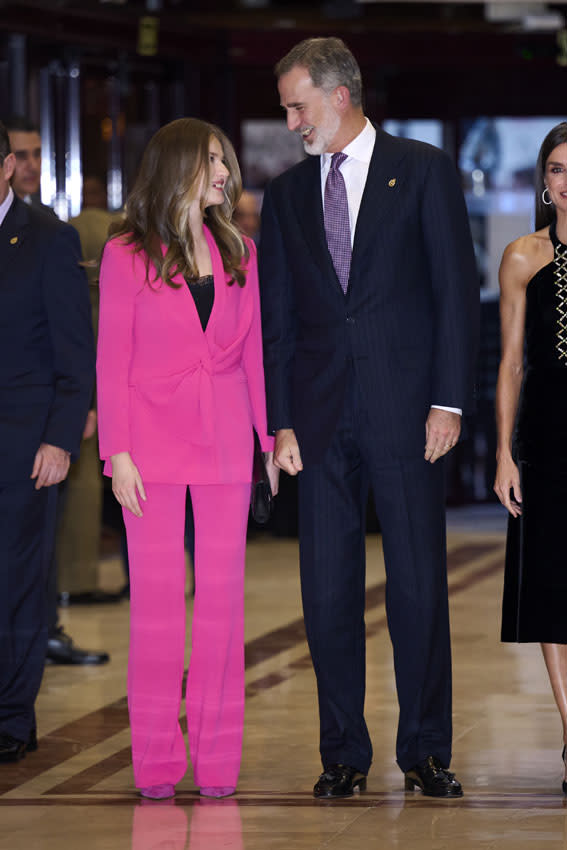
[274,428,303,476]
[82,409,97,440]
[424,409,461,464]
[111,451,146,517]
[31,443,71,489]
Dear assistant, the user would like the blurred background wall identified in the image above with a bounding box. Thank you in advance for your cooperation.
[2,0,566,518]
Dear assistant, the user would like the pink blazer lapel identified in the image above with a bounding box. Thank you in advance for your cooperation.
[158,244,204,339]
[164,226,226,337]
[203,223,230,337]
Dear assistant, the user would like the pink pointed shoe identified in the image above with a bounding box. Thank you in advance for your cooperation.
[140,783,175,800]
[199,786,235,798]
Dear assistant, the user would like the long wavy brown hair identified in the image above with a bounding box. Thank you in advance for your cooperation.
[111,117,248,287]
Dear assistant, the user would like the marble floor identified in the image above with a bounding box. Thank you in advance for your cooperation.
[4,506,567,849]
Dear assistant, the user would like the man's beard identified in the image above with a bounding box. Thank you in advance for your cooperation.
[301,110,341,156]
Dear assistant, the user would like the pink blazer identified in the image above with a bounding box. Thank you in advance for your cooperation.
[96,226,273,485]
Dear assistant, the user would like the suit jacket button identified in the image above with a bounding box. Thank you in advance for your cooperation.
[346,316,355,324]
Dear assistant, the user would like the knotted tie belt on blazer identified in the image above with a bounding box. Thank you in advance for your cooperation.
[130,355,245,447]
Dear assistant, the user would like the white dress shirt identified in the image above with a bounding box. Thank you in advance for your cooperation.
[321,118,375,247]
[0,186,14,228]
[320,119,461,417]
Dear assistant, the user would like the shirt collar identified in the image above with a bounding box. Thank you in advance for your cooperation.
[322,117,376,169]
[0,186,14,228]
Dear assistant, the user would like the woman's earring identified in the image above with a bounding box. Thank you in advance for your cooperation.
[542,187,553,205]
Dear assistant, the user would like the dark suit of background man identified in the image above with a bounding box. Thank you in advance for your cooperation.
[259,38,479,799]
[0,121,95,762]
[5,115,109,665]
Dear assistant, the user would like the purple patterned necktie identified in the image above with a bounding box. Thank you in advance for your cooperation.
[324,152,351,294]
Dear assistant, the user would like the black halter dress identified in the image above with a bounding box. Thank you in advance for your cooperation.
[502,221,567,643]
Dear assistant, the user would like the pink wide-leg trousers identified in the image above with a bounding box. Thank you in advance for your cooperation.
[123,481,250,790]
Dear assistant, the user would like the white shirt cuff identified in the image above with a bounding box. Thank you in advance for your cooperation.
[431,405,462,416]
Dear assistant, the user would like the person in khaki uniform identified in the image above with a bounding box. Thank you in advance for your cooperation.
[57,176,123,604]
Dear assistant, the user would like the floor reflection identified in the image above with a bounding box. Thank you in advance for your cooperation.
[131,798,243,850]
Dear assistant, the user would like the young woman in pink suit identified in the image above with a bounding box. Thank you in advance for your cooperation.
[96,118,276,801]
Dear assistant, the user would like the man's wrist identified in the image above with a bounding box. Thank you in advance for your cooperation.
[431,405,462,416]
[41,442,71,456]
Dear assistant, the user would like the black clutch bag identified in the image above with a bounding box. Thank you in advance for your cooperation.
[251,430,273,524]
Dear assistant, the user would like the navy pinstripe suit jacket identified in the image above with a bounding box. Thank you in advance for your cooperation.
[259,127,479,465]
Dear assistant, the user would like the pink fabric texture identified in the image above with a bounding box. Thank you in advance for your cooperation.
[97,227,272,792]
[124,481,249,790]
[96,227,273,484]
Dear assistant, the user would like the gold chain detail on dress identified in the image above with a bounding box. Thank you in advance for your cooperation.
[554,240,567,364]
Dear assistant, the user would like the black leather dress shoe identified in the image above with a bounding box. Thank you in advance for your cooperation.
[26,728,38,753]
[404,756,463,798]
[119,583,130,600]
[0,734,27,763]
[313,764,367,798]
[46,626,110,665]
[59,590,124,607]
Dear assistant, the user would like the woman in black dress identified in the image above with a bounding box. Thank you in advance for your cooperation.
[495,121,567,790]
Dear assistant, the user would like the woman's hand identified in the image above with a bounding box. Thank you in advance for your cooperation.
[264,451,280,497]
[111,451,146,517]
[494,455,522,517]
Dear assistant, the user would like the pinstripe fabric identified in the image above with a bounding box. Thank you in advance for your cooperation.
[259,124,479,776]
[298,376,451,773]
[259,130,479,464]
[324,152,351,293]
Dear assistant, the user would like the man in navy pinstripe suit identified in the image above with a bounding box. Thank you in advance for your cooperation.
[259,38,479,798]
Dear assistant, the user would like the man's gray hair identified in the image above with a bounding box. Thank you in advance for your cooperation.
[275,37,363,107]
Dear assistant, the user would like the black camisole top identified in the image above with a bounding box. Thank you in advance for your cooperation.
[186,274,214,332]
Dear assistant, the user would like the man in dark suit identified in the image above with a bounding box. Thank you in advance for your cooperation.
[5,115,111,663]
[0,121,95,761]
[259,38,478,798]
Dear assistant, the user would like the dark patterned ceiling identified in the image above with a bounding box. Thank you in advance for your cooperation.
[2,0,566,119]
[0,0,561,38]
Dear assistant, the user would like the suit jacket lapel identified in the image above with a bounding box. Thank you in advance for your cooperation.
[0,196,30,284]
[352,127,407,263]
[291,156,344,295]
[291,131,408,296]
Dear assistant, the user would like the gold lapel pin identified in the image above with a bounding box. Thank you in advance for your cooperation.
[388,178,397,188]
[9,236,18,244]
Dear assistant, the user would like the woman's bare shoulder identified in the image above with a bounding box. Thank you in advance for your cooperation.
[501,228,552,284]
